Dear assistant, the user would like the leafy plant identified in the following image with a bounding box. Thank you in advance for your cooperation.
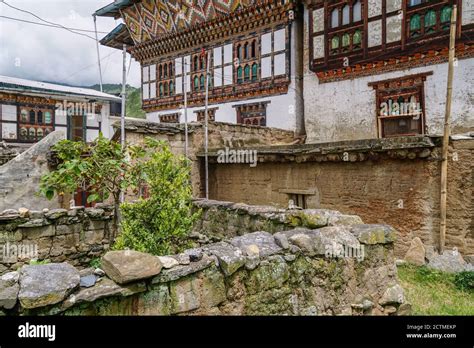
[454,271,474,291]
[89,257,102,269]
[114,140,200,255]
[39,134,159,237]
[29,259,50,265]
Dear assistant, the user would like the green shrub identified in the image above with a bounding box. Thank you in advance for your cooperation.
[454,271,474,291]
[114,140,200,255]
[89,257,101,269]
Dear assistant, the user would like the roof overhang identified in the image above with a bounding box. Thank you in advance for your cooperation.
[94,0,137,19]
[100,24,135,50]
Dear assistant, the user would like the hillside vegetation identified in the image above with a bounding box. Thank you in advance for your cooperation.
[88,84,146,119]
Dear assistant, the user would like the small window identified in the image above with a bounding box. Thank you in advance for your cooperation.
[28,128,35,140]
[36,128,44,140]
[244,65,250,81]
[331,36,340,50]
[44,111,52,124]
[194,76,199,91]
[29,110,35,124]
[410,14,421,37]
[37,110,43,124]
[159,65,163,79]
[200,75,205,91]
[342,5,350,25]
[251,40,256,58]
[251,63,258,81]
[353,30,362,47]
[159,83,164,96]
[409,0,423,7]
[342,33,350,47]
[289,193,307,209]
[21,109,28,122]
[424,10,437,32]
[331,9,339,28]
[237,66,243,83]
[353,1,362,22]
[441,6,452,29]
[169,81,174,95]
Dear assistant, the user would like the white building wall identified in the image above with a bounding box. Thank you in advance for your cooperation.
[303,6,474,143]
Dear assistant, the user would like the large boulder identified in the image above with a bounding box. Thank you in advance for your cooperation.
[427,250,473,273]
[0,271,20,309]
[18,263,80,309]
[404,237,426,266]
[101,250,163,284]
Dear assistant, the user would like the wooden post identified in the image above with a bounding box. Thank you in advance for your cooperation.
[439,5,457,253]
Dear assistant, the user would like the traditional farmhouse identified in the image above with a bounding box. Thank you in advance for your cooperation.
[97,0,473,142]
[304,0,474,142]
[0,75,122,144]
[95,0,305,133]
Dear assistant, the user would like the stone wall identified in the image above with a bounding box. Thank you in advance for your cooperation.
[0,143,29,166]
[121,119,298,196]
[0,205,114,275]
[0,131,65,211]
[0,222,409,316]
[192,199,363,242]
[205,137,474,258]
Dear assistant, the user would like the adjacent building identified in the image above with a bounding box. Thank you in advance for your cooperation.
[0,75,122,144]
[96,0,305,134]
[304,0,474,142]
[97,0,473,142]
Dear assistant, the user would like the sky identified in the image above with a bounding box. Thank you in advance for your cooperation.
[0,0,141,87]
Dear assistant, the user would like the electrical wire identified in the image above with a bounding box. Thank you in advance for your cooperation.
[0,1,98,41]
[0,15,109,33]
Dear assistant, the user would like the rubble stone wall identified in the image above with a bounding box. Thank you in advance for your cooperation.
[0,223,409,316]
[0,205,114,275]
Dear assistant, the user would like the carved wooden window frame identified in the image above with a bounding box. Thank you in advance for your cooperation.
[157,60,175,97]
[233,101,270,126]
[160,112,180,123]
[369,72,432,138]
[235,36,260,84]
[17,104,55,142]
[194,107,218,122]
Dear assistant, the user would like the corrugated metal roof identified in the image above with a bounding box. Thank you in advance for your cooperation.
[0,75,122,101]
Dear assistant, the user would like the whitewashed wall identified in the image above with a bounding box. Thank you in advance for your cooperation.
[303,60,474,143]
[303,5,474,143]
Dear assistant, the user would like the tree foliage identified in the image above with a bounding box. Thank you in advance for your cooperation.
[114,140,200,255]
[40,135,199,255]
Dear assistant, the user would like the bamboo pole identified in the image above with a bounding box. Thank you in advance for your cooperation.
[204,51,211,199]
[439,5,457,253]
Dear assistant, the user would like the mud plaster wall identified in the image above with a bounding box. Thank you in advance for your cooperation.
[208,140,474,257]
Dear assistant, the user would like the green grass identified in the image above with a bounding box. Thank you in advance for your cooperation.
[398,264,474,315]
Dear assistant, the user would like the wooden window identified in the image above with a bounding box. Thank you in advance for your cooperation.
[369,72,432,138]
[289,193,307,209]
[234,35,260,85]
[191,52,210,93]
[18,106,54,142]
[234,101,270,126]
[331,9,339,28]
[160,112,180,123]
[251,63,258,81]
[194,107,218,122]
[244,65,250,81]
[406,1,455,40]
[342,5,350,25]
